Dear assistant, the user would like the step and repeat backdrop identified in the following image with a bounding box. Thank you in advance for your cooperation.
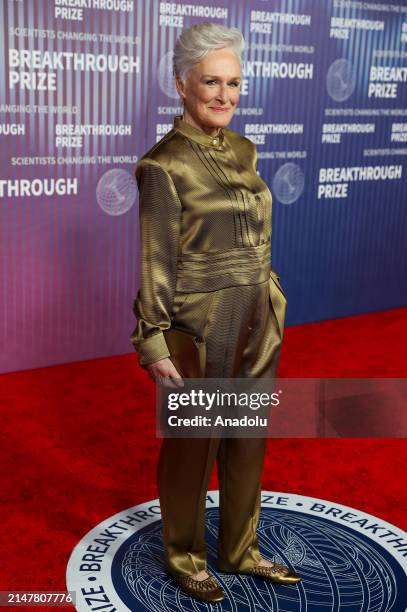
[1,0,406,372]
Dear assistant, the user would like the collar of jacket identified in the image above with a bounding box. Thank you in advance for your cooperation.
[173,114,225,149]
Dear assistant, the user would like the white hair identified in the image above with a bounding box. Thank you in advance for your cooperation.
[173,21,245,85]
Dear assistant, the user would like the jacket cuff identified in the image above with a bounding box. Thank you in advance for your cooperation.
[131,332,170,366]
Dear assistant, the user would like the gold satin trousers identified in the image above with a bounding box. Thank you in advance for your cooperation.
[156,257,287,577]
[158,434,267,576]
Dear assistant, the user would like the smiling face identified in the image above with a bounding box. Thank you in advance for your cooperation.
[175,47,241,136]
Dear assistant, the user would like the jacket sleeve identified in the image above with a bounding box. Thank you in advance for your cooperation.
[130,157,182,366]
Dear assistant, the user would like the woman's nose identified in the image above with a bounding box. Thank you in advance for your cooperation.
[215,85,229,103]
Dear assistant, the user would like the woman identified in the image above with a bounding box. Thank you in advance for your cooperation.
[130,22,302,604]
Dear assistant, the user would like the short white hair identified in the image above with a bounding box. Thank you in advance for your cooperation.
[173,21,245,84]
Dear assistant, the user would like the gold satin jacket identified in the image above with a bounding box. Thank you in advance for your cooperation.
[130,114,275,366]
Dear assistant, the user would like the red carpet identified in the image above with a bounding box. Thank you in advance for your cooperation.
[1,306,406,605]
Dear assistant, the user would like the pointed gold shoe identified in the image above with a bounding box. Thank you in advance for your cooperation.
[219,561,302,585]
[170,572,225,603]
[241,561,302,584]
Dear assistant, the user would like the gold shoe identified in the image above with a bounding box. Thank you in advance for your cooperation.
[219,560,302,585]
[170,572,225,603]
[242,561,302,584]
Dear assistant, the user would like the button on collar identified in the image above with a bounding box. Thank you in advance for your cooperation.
[173,114,225,149]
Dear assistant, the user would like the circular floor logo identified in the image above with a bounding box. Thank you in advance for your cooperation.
[66,491,407,611]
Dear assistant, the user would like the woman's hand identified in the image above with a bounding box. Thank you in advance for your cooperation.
[146,357,184,388]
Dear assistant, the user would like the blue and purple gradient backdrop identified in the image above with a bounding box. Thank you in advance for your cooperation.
[1,0,406,372]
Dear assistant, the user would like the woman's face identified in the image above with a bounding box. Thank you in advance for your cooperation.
[176,47,241,134]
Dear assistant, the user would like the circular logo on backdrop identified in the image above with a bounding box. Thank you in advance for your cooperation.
[96,169,137,216]
[272,163,305,205]
[66,491,407,611]
[326,58,356,102]
[158,51,179,99]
